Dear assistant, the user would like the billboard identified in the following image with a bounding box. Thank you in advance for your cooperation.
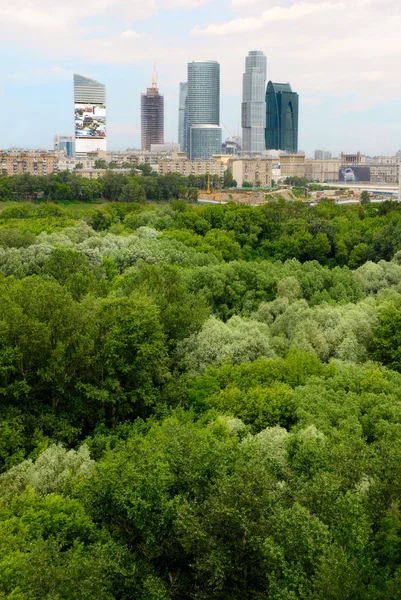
[75,103,106,140]
[339,166,371,183]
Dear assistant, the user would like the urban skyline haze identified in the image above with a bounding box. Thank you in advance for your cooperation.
[0,0,400,155]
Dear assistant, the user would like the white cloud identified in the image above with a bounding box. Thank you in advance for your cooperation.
[120,29,140,39]
[193,2,344,35]
[163,0,211,7]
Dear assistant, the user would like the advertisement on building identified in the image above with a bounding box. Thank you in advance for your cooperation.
[339,166,370,183]
[75,104,106,139]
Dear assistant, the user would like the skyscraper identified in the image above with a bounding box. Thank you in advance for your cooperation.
[178,82,188,153]
[141,68,164,152]
[74,74,106,157]
[187,61,221,160]
[265,82,299,154]
[54,134,75,158]
[242,50,267,153]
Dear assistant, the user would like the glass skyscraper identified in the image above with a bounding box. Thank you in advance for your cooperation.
[178,82,188,153]
[187,61,221,159]
[54,135,75,158]
[74,74,106,157]
[189,125,222,161]
[265,81,299,154]
[241,50,267,153]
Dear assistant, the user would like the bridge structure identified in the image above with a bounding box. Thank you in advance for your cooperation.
[330,182,399,195]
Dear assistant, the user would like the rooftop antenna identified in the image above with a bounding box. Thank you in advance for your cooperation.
[152,64,158,89]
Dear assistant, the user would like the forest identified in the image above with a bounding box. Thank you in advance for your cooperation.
[2,197,401,598]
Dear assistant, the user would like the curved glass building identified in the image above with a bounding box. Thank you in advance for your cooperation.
[242,50,267,153]
[265,81,299,154]
[187,61,221,159]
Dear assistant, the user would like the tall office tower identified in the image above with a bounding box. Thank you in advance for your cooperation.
[241,50,267,153]
[187,61,221,159]
[54,134,75,157]
[178,82,188,154]
[265,81,299,154]
[141,68,164,152]
[74,74,106,157]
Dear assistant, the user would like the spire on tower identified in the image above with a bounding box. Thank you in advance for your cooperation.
[152,64,158,89]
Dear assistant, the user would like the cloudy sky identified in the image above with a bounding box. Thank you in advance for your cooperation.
[0,0,400,156]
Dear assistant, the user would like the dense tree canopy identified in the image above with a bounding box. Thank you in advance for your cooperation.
[1,197,401,597]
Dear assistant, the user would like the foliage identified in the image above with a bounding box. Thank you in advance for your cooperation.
[1,199,401,597]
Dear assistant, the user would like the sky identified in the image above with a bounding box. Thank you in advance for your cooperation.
[0,0,400,157]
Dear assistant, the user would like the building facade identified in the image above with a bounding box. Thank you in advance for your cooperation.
[369,164,400,185]
[0,151,59,176]
[141,72,164,152]
[340,152,366,165]
[186,61,221,159]
[189,125,222,160]
[54,135,75,158]
[265,82,299,154]
[279,153,305,178]
[230,158,273,188]
[178,82,188,154]
[157,158,226,179]
[305,159,341,183]
[74,74,106,157]
[241,50,267,153]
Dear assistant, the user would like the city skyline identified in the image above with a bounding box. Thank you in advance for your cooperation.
[0,0,400,155]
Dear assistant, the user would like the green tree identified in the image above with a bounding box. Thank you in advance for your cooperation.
[223,169,237,188]
[371,301,401,371]
[94,159,108,169]
[119,180,146,203]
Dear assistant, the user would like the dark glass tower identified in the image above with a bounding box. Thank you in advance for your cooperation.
[141,69,164,151]
[265,81,299,154]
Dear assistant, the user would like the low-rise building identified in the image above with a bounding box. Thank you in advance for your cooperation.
[74,168,137,180]
[369,164,399,185]
[305,159,342,183]
[229,158,274,187]
[157,158,226,179]
[279,153,306,178]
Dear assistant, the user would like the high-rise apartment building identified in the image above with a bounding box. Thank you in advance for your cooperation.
[141,69,164,152]
[241,51,267,153]
[314,149,332,160]
[187,61,222,160]
[178,82,188,154]
[54,135,75,158]
[265,82,299,154]
[74,74,106,157]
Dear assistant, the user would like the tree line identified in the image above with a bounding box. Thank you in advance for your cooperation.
[0,166,237,203]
